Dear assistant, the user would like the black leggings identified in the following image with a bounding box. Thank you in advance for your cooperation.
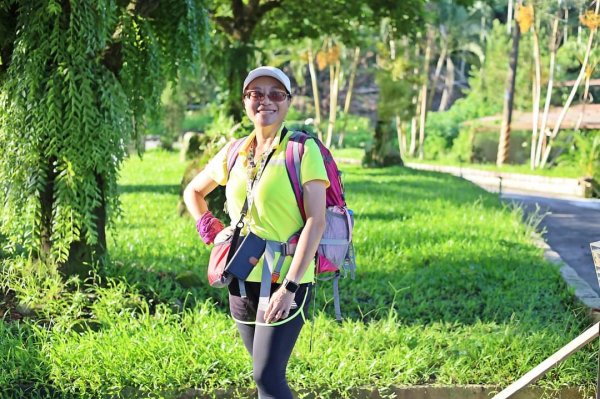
[235,316,304,399]
[230,281,312,399]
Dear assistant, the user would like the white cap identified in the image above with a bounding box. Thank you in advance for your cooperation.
[243,66,291,94]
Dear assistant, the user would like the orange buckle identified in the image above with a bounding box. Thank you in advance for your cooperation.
[271,272,280,284]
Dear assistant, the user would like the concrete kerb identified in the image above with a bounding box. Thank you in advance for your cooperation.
[405,163,589,198]
[177,385,586,399]
[532,233,600,320]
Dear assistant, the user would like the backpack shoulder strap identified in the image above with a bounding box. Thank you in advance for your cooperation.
[226,136,248,175]
[285,130,312,222]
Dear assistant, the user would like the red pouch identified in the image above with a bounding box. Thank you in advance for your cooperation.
[208,240,234,288]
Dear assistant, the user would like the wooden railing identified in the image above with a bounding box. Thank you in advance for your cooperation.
[493,322,599,399]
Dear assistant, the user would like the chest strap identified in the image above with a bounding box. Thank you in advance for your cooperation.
[258,240,289,315]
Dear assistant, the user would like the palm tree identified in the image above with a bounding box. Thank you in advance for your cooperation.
[540,1,600,168]
[427,1,488,112]
[497,1,523,167]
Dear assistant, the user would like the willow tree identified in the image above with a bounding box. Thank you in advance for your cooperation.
[0,0,208,274]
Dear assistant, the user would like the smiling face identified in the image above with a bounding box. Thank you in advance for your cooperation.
[243,76,291,129]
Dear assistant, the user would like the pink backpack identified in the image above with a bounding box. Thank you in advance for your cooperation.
[226,130,356,321]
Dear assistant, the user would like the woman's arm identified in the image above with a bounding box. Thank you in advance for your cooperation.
[184,140,232,220]
[183,170,219,220]
[264,179,327,323]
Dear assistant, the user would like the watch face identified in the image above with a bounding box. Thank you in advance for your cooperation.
[285,280,299,293]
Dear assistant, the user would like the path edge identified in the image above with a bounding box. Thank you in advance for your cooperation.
[532,233,600,319]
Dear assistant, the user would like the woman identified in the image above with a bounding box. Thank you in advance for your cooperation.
[183,66,329,399]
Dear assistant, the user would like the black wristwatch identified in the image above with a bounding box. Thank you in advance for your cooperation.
[282,278,299,294]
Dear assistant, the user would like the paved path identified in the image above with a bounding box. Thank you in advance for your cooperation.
[500,191,600,296]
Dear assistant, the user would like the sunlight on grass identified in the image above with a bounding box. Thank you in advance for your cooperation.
[0,149,595,398]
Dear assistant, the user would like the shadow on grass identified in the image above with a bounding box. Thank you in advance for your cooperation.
[99,256,231,314]
[101,165,580,332]
[100,234,581,334]
[345,169,501,209]
[321,251,583,329]
[118,184,180,195]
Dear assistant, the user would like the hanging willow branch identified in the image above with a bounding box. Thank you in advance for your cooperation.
[0,0,208,265]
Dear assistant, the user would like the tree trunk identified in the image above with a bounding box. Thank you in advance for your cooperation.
[39,157,107,275]
[408,34,421,157]
[39,157,58,263]
[507,0,514,34]
[409,115,418,156]
[396,115,406,157]
[418,83,428,160]
[428,40,448,111]
[325,59,341,148]
[367,119,404,167]
[534,14,560,168]
[564,7,568,43]
[60,173,107,276]
[575,72,592,131]
[337,46,360,148]
[497,21,521,167]
[540,0,599,168]
[418,29,434,160]
[530,22,542,168]
[439,57,455,111]
[343,47,360,114]
[307,43,323,141]
[225,41,252,122]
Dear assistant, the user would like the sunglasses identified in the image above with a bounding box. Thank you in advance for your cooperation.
[243,90,291,103]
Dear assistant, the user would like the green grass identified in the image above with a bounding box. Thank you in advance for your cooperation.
[331,147,364,162]
[331,146,582,178]
[0,150,596,398]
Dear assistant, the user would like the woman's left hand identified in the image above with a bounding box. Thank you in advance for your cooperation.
[264,287,295,323]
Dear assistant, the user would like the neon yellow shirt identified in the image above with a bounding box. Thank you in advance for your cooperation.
[205,126,330,284]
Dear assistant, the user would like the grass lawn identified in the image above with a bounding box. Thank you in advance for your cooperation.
[0,149,596,398]
[332,147,583,178]
[331,147,365,162]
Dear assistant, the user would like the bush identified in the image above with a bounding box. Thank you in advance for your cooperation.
[426,110,463,147]
[177,108,243,220]
[423,134,448,161]
[337,113,373,148]
[448,129,475,162]
[284,107,373,149]
[182,111,213,132]
[557,130,600,180]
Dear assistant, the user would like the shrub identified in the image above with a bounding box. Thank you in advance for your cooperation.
[557,130,600,180]
[337,113,373,148]
[448,129,475,162]
[182,111,213,133]
[423,134,449,160]
[284,107,373,149]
